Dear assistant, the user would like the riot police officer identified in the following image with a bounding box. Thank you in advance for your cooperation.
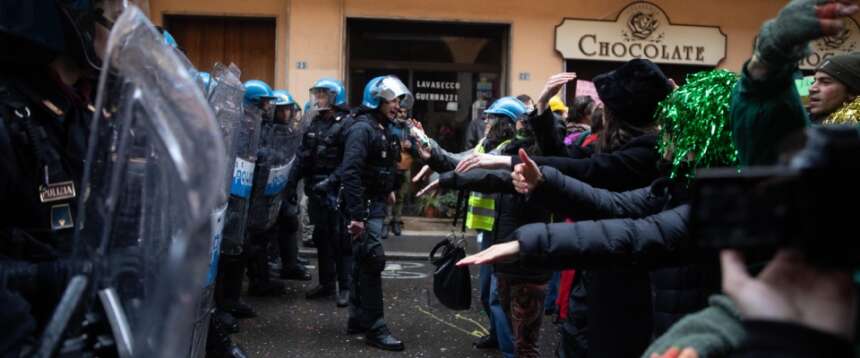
[0,0,106,352]
[269,89,311,282]
[242,79,289,297]
[340,75,412,351]
[285,78,355,306]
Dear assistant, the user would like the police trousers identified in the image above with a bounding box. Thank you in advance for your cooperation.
[308,195,352,289]
[348,205,388,332]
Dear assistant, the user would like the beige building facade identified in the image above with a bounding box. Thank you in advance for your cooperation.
[145,0,860,151]
[146,0,798,100]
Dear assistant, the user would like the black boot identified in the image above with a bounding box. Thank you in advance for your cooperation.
[219,255,256,318]
[391,221,402,236]
[365,327,404,351]
[336,289,350,308]
[221,300,257,319]
[206,313,249,358]
[248,280,286,297]
[473,334,499,350]
[280,265,312,281]
[214,309,240,334]
[305,284,336,299]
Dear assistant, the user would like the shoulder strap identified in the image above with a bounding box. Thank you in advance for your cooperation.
[0,81,70,185]
[451,190,468,233]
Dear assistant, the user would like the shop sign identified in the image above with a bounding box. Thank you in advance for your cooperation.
[800,17,860,70]
[414,78,461,103]
[555,2,727,66]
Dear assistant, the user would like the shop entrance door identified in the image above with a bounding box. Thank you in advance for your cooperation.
[164,15,276,84]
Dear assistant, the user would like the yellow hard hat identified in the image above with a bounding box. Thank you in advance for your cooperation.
[549,96,569,113]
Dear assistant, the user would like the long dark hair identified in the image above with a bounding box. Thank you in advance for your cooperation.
[570,96,596,124]
[483,116,516,152]
[595,108,657,153]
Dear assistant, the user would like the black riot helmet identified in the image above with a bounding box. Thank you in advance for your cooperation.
[0,0,120,68]
[0,0,66,65]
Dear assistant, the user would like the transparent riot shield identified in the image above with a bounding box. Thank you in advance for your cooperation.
[186,62,245,358]
[74,6,226,358]
[246,121,289,233]
[221,104,263,255]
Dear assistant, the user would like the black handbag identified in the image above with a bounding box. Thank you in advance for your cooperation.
[430,237,471,310]
[429,190,472,311]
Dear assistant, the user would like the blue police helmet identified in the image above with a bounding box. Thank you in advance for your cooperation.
[361,75,413,110]
[310,78,347,107]
[271,89,297,107]
[162,30,178,49]
[484,96,528,120]
[243,80,275,104]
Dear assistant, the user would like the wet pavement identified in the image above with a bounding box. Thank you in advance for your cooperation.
[234,236,561,357]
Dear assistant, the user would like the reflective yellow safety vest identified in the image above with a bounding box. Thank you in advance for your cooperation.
[465,139,510,231]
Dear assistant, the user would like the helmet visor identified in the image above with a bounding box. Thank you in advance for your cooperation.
[377,76,413,110]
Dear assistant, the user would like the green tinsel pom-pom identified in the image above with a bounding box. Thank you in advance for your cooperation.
[657,69,740,181]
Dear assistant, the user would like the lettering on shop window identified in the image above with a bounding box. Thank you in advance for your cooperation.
[415,80,461,103]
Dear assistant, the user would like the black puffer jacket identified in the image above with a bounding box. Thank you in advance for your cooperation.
[438,168,551,283]
[521,167,721,337]
[511,134,662,357]
[510,134,660,191]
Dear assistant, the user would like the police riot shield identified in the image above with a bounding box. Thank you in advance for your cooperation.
[246,120,295,232]
[221,102,263,254]
[74,6,226,358]
[187,62,245,357]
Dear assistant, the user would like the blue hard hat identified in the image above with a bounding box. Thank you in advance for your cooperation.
[271,89,297,107]
[484,96,528,120]
[361,75,413,110]
[243,80,275,104]
[162,30,178,49]
[310,78,347,107]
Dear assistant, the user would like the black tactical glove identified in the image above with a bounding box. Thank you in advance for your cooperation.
[312,177,333,196]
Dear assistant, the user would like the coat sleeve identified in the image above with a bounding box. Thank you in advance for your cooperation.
[437,168,516,194]
[730,63,809,166]
[340,122,371,221]
[515,204,690,271]
[531,166,664,220]
[426,138,473,173]
[510,142,659,190]
[528,110,568,157]
[729,321,853,358]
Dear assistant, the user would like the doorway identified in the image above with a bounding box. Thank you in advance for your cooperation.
[164,15,276,84]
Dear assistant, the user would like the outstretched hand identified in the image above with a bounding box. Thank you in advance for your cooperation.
[455,154,511,173]
[456,241,520,266]
[416,179,440,197]
[649,347,699,358]
[721,249,858,340]
[537,72,577,114]
[412,165,432,183]
[816,1,860,36]
[511,148,543,194]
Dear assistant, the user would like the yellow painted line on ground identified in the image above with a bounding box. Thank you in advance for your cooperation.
[416,306,487,338]
[454,313,490,336]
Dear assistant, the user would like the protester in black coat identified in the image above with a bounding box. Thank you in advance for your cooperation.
[427,148,553,357]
